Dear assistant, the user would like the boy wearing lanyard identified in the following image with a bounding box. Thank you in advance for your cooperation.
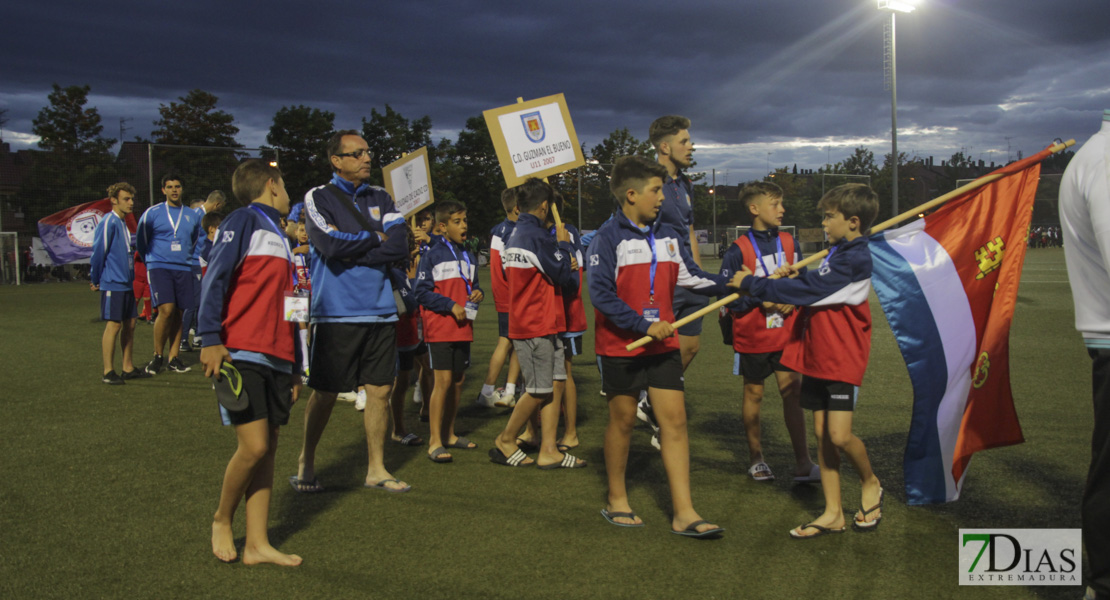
[737,183,883,539]
[720,182,818,484]
[414,201,484,463]
[199,160,301,566]
[587,157,741,537]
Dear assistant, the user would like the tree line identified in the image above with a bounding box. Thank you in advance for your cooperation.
[15,84,1073,243]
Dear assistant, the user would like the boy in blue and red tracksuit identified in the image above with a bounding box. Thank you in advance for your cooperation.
[478,188,522,407]
[720,181,818,483]
[414,201,483,463]
[737,183,883,539]
[489,179,586,470]
[587,156,739,537]
[551,192,587,451]
[199,160,301,567]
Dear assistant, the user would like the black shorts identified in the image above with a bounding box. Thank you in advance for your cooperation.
[561,334,583,360]
[220,361,293,427]
[429,341,470,373]
[498,312,509,338]
[734,350,794,381]
[398,341,427,372]
[598,351,684,397]
[799,376,858,412]
[673,287,708,336]
[308,322,397,392]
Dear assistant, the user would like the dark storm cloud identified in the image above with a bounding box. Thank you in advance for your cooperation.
[2,0,1108,181]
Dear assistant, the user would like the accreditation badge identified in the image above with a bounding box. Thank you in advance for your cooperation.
[284,291,309,323]
[766,312,784,329]
[170,241,182,252]
[464,300,479,321]
[642,305,661,323]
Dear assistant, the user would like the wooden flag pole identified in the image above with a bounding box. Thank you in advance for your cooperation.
[625,138,1075,351]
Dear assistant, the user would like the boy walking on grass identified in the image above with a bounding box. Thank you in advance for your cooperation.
[200,160,301,566]
[736,183,883,539]
[415,201,483,463]
[587,156,741,537]
[491,178,586,470]
[478,188,523,408]
[720,181,818,483]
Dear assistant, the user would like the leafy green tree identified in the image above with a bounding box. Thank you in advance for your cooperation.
[445,116,504,240]
[23,84,119,228]
[31,84,114,155]
[842,146,877,176]
[152,89,240,147]
[267,105,335,203]
[361,105,433,186]
[151,89,242,205]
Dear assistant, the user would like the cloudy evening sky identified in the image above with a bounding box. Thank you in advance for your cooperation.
[2,0,1108,183]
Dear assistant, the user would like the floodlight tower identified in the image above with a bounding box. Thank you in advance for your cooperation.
[879,0,916,216]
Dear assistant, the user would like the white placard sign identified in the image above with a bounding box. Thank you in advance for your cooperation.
[382,146,434,218]
[483,93,586,188]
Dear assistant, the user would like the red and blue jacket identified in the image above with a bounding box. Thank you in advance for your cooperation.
[586,215,729,357]
[198,203,297,370]
[741,236,872,386]
[504,213,577,339]
[489,218,516,314]
[414,237,481,343]
[553,222,587,335]
[720,228,803,354]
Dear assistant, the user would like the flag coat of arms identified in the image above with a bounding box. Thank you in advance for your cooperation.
[37,197,138,265]
[521,111,545,143]
[869,153,1047,504]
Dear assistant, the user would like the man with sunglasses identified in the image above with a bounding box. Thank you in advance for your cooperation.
[292,130,413,494]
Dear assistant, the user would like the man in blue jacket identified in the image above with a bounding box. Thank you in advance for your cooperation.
[291,130,413,494]
[90,183,151,384]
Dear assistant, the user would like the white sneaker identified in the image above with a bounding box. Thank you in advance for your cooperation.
[337,391,358,402]
[354,388,366,412]
[413,382,423,405]
[476,389,497,408]
[636,397,659,433]
[493,388,516,408]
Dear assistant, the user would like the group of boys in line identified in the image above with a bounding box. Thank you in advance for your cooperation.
[89,117,885,567]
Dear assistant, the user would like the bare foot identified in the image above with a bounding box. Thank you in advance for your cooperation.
[790,512,846,537]
[557,435,579,450]
[243,544,302,567]
[211,521,237,563]
[673,516,723,535]
[495,437,534,465]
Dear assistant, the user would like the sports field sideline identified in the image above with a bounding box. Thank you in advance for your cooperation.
[0,248,1092,599]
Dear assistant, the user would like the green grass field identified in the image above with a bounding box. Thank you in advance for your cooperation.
[0,248,1093,599]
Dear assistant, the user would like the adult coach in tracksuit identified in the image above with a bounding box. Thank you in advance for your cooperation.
[292,130,412,494]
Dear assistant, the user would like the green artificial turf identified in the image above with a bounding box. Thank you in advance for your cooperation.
[0,248,1092,599]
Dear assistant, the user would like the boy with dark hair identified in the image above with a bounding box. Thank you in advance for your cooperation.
[720,181,818,483]
[736,182,883,539]
[415,200,483,463]
[588,156,740,537]
[478,187,523,407]
[200,159,301,566]
[90,182,149,383]
[388,213,432,444]
[490,178,585,469]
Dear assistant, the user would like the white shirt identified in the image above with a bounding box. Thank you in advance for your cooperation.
[1061,117,1110,347]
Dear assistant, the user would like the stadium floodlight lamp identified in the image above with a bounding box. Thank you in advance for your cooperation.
[878,0,916,13]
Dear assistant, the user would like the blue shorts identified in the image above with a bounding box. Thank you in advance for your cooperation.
[101,289,137,322]
[148,268,196,309]
[498,311,509,338]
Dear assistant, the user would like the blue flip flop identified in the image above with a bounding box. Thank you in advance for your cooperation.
[601,509,644,528]
[672,520,725,539]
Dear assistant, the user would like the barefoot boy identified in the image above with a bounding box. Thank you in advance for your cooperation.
[587,157,741,536]
[736,183,883,539]
[200,159,301,566]
[414,201,483,462]
[720,182,817,482]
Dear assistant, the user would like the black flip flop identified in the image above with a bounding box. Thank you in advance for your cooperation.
[212,362,248,412]
[853,487,884,531]
[789,523,846,539]
[672,520,725,539]
[601,509,644,528]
